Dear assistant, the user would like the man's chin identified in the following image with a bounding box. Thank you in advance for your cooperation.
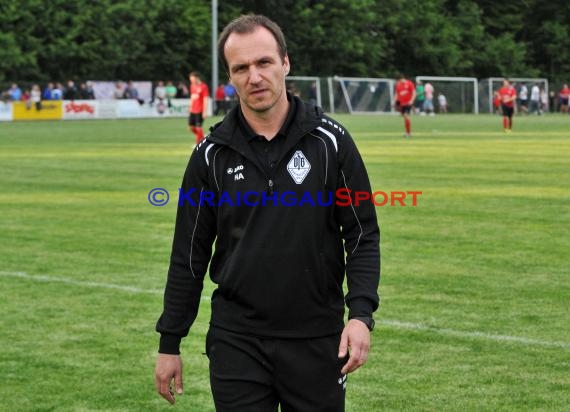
[246,99,273,113]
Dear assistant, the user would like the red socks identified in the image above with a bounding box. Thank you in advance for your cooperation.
[196,129,204,144]
[404,117,411,134]
[191,127,204,144]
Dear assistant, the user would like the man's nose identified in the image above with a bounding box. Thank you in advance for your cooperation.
[249,67,262,84]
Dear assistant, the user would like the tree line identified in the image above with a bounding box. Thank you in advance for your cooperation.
[1,0,568,87]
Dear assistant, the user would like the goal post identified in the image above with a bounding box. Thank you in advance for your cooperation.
[416,76,479,114]
[330,76,396,114]
[479,77,549,114]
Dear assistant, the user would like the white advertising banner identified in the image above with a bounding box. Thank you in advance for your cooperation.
[98,100,118,119]
[116,99,189,118]
[0,101,13,121]
[62,100,99,120]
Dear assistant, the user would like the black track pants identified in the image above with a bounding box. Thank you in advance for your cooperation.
[206,326,348,412]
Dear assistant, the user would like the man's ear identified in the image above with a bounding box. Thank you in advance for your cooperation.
[283,55,290,76]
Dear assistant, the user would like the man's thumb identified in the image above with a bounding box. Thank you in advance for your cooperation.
[174,372,183,394]
[338,332,348,358]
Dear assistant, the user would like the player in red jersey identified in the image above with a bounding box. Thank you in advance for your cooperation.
[498,78,517,133]
[188,72,210,144]
[394,73,416,138]
[493,91,501,115]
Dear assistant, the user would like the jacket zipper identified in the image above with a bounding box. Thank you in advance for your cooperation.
[267,178,274,195]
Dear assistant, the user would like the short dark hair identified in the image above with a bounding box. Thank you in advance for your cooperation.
[218,14,287,73]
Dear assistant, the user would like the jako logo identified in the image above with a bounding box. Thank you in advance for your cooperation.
[227,164,245,181]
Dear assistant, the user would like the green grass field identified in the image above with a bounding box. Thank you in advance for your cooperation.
[1,113,569,411]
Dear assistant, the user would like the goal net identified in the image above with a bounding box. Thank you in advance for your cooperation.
[479,77,549,114]
[416,76,479,114]
[330,76,396,114]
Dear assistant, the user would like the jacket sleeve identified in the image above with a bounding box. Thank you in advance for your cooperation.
[155,146,217,354]
[334,130,381,320]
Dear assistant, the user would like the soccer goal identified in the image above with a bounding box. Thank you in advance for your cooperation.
[329,76,396,114]
[416,76,479,114]
[479,77,549,114]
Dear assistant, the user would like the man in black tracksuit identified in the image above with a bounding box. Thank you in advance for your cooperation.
[155,15,380,411]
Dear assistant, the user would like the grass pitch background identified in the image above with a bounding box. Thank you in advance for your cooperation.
[1,114,569,411]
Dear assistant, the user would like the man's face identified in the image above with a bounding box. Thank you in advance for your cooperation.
[224,26,290,114]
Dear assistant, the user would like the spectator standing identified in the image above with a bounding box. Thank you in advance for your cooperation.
[187,71,210,144]
[518,83,528,114]
[214,82,226,115]
[30,84,42,110]
[153,81,167,105]
[493,91,501,115]
[438,92,448,113]
[308,81,318,106]
[423,81,434,115]
[51,83,63,100]
[286,81,301,97]
[498,78,516,132]
[559,84,569,114]
[176,81,189,98]
[8,83,22,101]
[394,73,416,138]
[78,83,89,100]
[22,88,31,108]
[529,83,540,115]
[549,90,556,112]
[42,83,54,100]
[539,87,548,114]
[224,82,237,111]
[63,80,78,100]
[166,81,177,108]
[415,80,425,114]
[113,82,125,99]
[81,81,96,100]
[124,81,143,105]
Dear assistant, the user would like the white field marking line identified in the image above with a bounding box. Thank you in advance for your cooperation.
[381,320,570,349]
[0,271,211,301]
[2,271,569,349]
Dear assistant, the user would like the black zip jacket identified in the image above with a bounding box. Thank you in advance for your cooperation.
[157,96,380,354]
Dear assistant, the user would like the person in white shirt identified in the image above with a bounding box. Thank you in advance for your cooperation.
[30,84,42,111]
[529,83,540,115]
[438,92,447,113]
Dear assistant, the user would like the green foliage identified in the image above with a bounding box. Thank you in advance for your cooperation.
[0,0,568,84]
[0,0,211,83]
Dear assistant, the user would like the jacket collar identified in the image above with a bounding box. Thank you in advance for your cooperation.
[207,93,322,156]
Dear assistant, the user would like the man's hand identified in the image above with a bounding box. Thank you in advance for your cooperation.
[155,353,183,404]
[338,319,371,374]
